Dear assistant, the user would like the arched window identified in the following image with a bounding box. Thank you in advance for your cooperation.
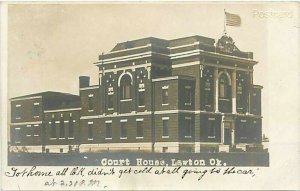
[120,74,132,100]
[219,73,230,99]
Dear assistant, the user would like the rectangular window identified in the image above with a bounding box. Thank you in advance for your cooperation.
[240,121,247,139]
[162,88,169,105]
[138,90,145,106]
[106,123,112,139]
[88,95,93,111]
[88,123,93,140]
[120,121,127,139]
[68,116,74,138]
[51,119,56,138]
[184,86,192,105]
[33,106,38,116]
[136,120,143,138]
[108,94,114,109]
[26,125,31,137]
[14,128,21,143]
[33,103,39,117]
[34,125,39,136]
[185,117,192,137]
[59,117,65,138]
[208,118,215,138]
[15,105,21,119]
[162,118,169,137]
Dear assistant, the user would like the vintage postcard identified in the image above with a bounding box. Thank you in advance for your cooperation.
[0,2,299,190]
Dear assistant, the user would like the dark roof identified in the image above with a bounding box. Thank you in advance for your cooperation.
[10,91,79,101]
[111,37,169,52]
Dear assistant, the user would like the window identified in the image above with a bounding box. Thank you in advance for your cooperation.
[204,78,213,108]
[15,105,21,119]
[88,94,94,111]
[106,122,112,139]
[88,123,93,140]
[136,120,144,138]
[162,87,169,105]
[208,118,215,138]
[219,74,230,99]
[185,117,192,138]
[108,94,114,109]
[120,75,132,100]
[138,90,145,107]
[34,125,39,136]
[184,86,192,105]
[59,117,65,138]
[51,118,56,138]
[33,104,39,117]
[162,118,169,137]
[240,121,247,139]
[120,121,127,139]
[68,116,74,138]
[14,128,21,143]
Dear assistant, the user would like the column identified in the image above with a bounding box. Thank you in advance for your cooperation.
[231,70,237,113]
[221,116,224,144]
[248,71,253,114]
[231,122,235,145]
[214,67,219,112]
[146,66,151,79]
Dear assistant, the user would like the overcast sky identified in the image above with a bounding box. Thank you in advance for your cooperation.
[7,3,299,137]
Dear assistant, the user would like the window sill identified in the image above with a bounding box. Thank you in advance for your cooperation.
[26,135,31,137]
[120,99,132,102]
[88,138,94,141]
[120,137,127,140]
[162,103,169,106]
[88,110,94,112]
[184,103,192,106]
[15,141,21,144]
[105,138,112,140]
[50,138,56,140]
[34,135,39,137]
[138,105,145,108]
[15,117,21,120]
[68,137,75,140]
[208,136,216,138]
[34,116,39,118]
[59,138,65,140]
[185,136,192,138]
[162,136,169,138]
[219,98,230,101]
[136,137,144,139]
[108,108,114,111]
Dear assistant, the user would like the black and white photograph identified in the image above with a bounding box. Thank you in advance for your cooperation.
[1,2,299,190]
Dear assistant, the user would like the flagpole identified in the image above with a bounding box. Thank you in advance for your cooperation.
[224,9,227,35]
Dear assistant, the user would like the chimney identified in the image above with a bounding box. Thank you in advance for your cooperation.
[79,76,90,89]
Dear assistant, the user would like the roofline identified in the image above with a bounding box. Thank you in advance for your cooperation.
[10,96,42,102]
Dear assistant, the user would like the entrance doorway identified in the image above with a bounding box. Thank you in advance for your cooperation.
[223,121,232,145]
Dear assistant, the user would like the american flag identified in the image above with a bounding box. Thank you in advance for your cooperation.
[225,12,241,27]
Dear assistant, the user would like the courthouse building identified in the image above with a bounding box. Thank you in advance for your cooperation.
[9,34,263,153]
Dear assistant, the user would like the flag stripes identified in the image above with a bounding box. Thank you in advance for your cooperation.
[225,12,241,27]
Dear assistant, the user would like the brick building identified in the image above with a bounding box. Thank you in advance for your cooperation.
[9,34,263,153]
